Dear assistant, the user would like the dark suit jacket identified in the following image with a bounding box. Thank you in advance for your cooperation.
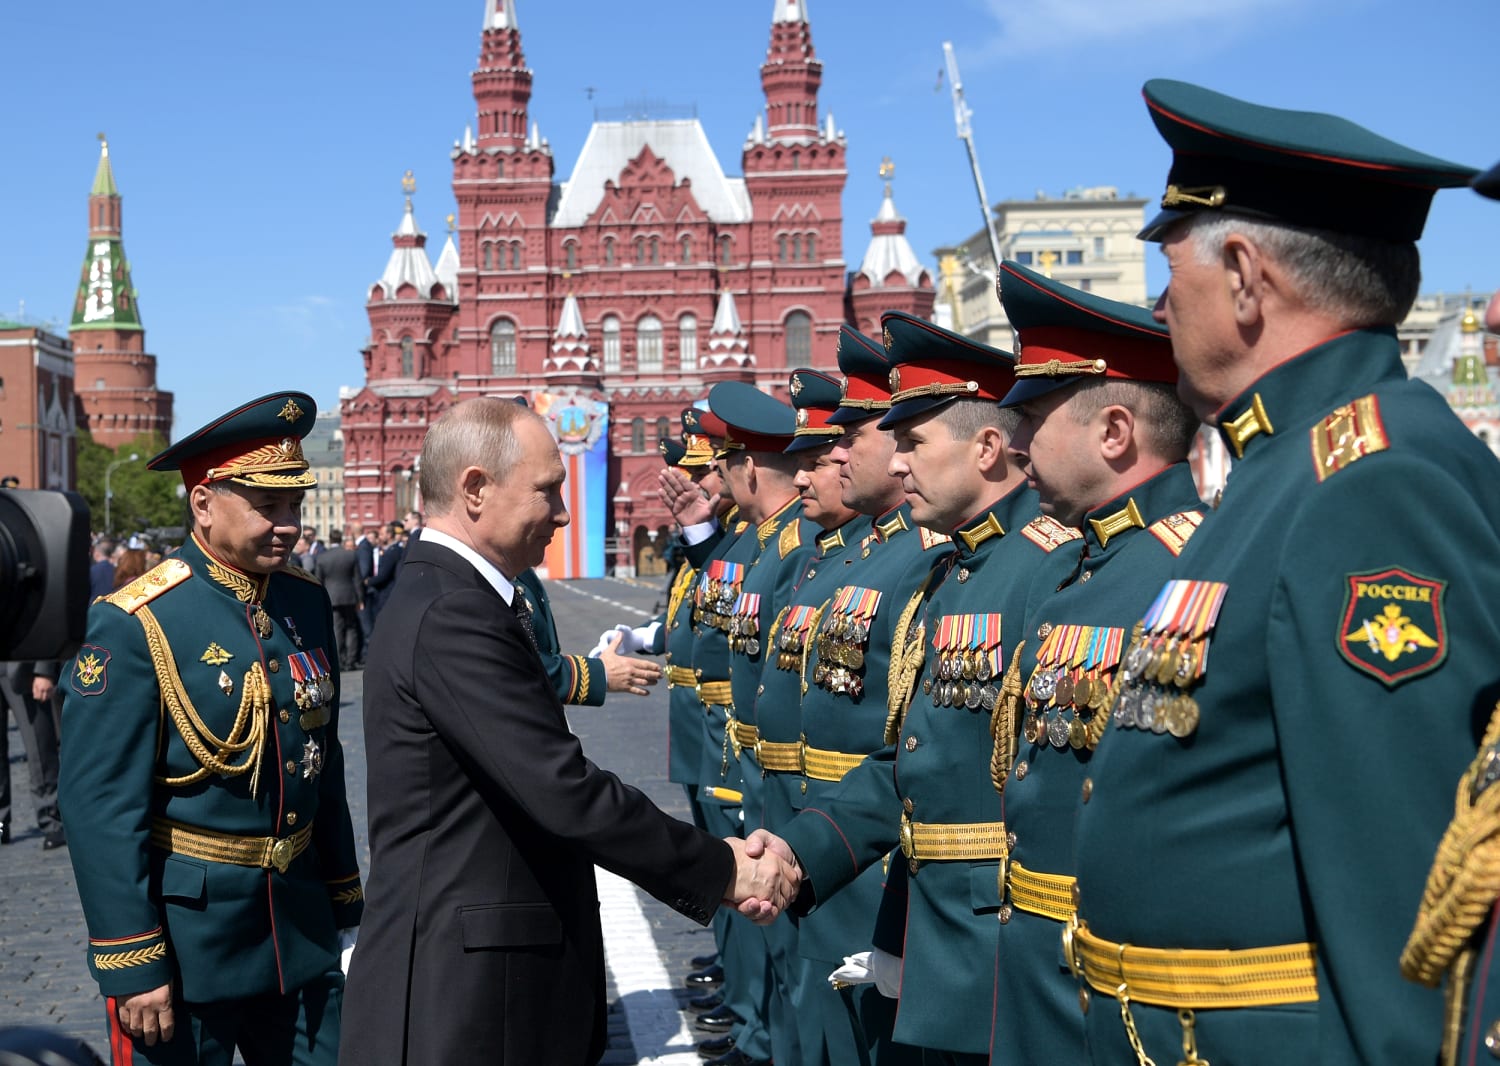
[355,537,375,584]
[314,546,362,609]
[364,541,403,615]
[340,539,733,1066]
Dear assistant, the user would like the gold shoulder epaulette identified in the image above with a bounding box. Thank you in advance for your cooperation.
[103,558,193,615]
[778,520,802,559]
[1311,394,1389,483]
[725,505,741,525]
[1147,511,1205,557]
[918,528,952,552]
[280,564,322,586]
[1018,515,1083,553]
[734,520,750,535]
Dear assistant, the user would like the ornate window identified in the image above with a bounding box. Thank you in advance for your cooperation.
[635,237,647,265]
[602,315,621,372]
[511,242,523,269]
[482,242,492,270]
[679,313,698,370]
[680,235,693,262]
[656,417,671,444]
[649,237,660,264]
[778,234,788,262]
[630,418,646,453]
[565,241,577,270]
[637,314,663,371]
[791,234,802,262]
[490,319,517,374]
[806,232,817,260]
[603,237,616,265]
[400,336,414,377]
[718,234,732,266]
[785,311,812,368]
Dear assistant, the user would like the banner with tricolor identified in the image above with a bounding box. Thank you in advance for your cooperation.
[533,390,609,579]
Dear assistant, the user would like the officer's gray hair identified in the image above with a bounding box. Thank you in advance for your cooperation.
[935,398,1021,442]
[1187,214,1421,326]
[419,398,534,514]
[1064,380,1200,462]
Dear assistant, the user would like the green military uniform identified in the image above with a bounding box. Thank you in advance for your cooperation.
[782,327,948,1066]
[986,261,1207,1065]
[60,392,362,1066]
[781,314,1081,1063]
[514,568,605,706]
[1403,158,1500,1066]
[1069,81,1497,1066]
[707,379,819,1066]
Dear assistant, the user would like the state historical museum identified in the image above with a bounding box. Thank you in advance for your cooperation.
[343,0,933,576]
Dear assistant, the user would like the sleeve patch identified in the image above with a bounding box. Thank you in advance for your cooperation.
[1018,515,1083,553]
[71,644,112,697]
[1338,567,1446,687]
[1147,511,1206,556]
[1312,394,1389,483]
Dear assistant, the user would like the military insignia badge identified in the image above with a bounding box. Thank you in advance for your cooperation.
[201,642,232,666]
[1339,568,1447,686]
[301,737,324,780]
[72,644,111,696]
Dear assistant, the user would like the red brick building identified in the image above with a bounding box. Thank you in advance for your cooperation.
[70,137,174,449]
[343,0,933,575]
[0,322,76,490]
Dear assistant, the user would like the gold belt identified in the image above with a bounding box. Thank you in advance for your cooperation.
[730,718,760,749]
[666,665,698,687]
[150,817,313,875]
[1064,920,1320,1009]
[699,680,733,706]
[802,745,865,782]
[756,739,803,773]
[1008,860,1077,922]
[898,812,1007,862]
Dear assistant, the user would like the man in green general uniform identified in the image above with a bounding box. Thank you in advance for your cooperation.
[752,311,1084,1064]
[60,392,364,1065]
[781,328,949,1066]
[985,260,1204,1065]
[516,566,662,705]
[1404,158,1500,1066]
[1068,81,1500,1066]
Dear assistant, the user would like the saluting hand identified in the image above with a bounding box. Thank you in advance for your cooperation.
[659,468,718,528]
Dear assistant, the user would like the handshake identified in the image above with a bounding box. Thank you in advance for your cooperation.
[722,829,801,924]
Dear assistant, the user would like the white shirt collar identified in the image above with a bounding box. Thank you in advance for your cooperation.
[416,526,516,606]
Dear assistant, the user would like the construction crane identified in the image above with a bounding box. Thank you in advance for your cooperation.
[942,42,1002,270]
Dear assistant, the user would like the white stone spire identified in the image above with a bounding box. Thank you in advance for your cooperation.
[484,0,517,31]
[547,292,595,372]
[434,225,460,299]
[707,289,751,367]
[375,179,440,300]
[857,172,928,288]
[772,0,809,23]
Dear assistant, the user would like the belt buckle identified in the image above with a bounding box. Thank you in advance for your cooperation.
[899,813,915,861]
[270,837,295,874]
[1062,916,1084,979]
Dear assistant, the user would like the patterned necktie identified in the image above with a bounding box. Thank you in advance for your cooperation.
[513,591,539,652]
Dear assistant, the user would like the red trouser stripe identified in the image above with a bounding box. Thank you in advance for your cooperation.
[106,996,135,1065]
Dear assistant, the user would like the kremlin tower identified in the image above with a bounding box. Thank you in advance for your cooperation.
[70,136,173,448]
[344,1,932,576]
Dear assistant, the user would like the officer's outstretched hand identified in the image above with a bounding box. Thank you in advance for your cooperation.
[599,633,664,696]
[118,983,174,1046]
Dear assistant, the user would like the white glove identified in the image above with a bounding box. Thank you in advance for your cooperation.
[870,946,901,997]
[589,624,635,658]
[630,621,661,652]
[828,951,874,988]
[338,927,358,975]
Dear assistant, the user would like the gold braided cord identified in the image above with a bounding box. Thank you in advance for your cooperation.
[1401,699,1500,989]
[990,641,1025,795]
[885,576,934,745]
[136,606,271,797]
[666,563,697,624]
[1441,946,1475,1066]
[93,942,168,971]
[767,605,789,651]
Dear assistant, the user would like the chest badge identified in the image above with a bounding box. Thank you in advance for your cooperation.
[1339,568,1446,687]
[201,643,233,666]
[301,737,324,780]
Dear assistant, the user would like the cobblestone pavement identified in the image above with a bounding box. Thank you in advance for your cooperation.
[0,572,718,1063]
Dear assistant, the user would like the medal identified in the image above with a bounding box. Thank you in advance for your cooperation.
[746,638,760,657]
[1030,669,1056,703]
[980,685,999,712]
[253,607,273,639]
[1055,671,1076,707]
[1166,696,1200,738]
[1047,714,1071,750]
[1068,716,1088,750]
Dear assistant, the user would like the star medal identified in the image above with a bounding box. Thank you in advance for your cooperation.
[301,737,324,780]
[283,616,304,648]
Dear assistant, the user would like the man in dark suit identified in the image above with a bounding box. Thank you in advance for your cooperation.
[340,398,797,1066]
[362,522,404,632]
[0,661,64,848]
[354,527,377,653]
[314,529,363,671]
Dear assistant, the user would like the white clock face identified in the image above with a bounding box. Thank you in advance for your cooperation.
[82,241,115,323]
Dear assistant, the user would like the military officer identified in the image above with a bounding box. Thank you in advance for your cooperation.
[986,260,1204,1065]
[752,311,1084,1064]
[59,392,363,1066]
[785,327,949,1066]
[1403,159,1500,1066]
[1066,81,1500,1066]
[517,565,662,705]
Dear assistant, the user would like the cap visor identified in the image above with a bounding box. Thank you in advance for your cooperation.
[1137,208,1192,243]
[878,395,963,430]
[827,405,887,427]
[1000,376,1077,408]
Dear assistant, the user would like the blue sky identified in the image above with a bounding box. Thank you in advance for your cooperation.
[2,0,1495,436]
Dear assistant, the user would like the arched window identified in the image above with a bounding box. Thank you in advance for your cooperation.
[400,336,414,377]
[679,313,698,370]
[496,158,505,178]
[565,242,577,270]
[510,242,522,269]
[630,418,646,453]
[806,232,817,261]
[603,237,616,265]
[490,319,517,374]
[482,242,492,270]
[634,237,646,265]
[602,315,621,372]
[785,311,812,368]
[637,314,663,371]
[680,235,693,262]
[791,150,801,171]
[656,417,671,444]
[778,234,788,262]
[791,235,802,262]
[718,234,732,266]
[649,236,660,264]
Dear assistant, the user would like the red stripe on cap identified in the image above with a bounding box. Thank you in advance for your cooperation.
[892,359,1013,401]
[1018,326,1176,385]
[841,372,892,407]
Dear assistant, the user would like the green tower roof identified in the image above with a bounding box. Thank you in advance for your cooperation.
[92,135,118,197]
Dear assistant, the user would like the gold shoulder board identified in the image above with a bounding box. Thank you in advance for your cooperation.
[103,558,193,615]
[1018,515,1083,553]
[1147,511,1206,557]
[778,521,802,559]
[1311,394,1389,483]
[280,564,322,586]
[918,528,953,551]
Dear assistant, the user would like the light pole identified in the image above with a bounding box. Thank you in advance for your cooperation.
[104,452,140,534]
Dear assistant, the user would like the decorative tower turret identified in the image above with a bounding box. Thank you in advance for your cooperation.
[847,159,935,333]
[363,171,456,384]
[70,135,174,447]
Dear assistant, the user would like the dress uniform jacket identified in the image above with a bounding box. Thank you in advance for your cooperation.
[688,514,751,793]
[340,537,733,1066]
[992,463,1205,1066]
[1072,329,1500,1065]
[782,485,1081,1055]
[515,568,605,707]
[59,534,364,1004]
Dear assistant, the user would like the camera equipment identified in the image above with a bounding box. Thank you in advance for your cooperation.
[0,489,90,660]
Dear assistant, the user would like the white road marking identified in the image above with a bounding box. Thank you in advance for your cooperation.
[547,579,652,619]
[598,868,702,1065]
